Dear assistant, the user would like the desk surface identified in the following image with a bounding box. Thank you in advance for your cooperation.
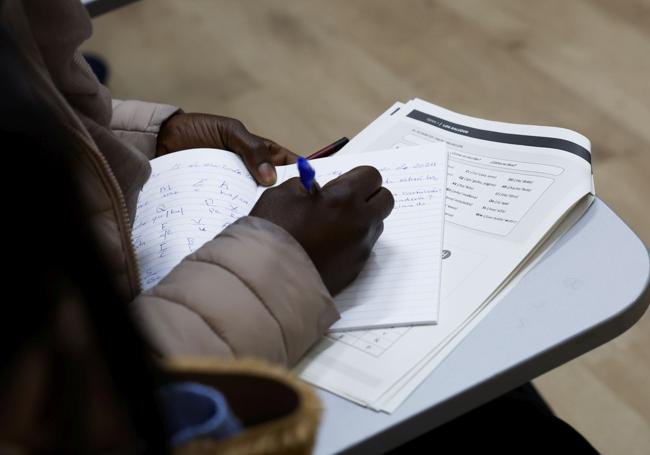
[314,197,649,454]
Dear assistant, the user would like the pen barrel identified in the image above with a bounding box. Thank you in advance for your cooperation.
[307,137,349,159]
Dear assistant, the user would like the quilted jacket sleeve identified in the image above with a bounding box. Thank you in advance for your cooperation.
[110,99,179,159]
[131,216,340,367]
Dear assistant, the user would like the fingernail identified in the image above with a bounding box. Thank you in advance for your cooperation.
[258,162,276,185]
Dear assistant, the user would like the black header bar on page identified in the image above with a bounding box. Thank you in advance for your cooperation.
[406,109,591,164]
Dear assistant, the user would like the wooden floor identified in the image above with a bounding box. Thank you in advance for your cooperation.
[85,1,650,453]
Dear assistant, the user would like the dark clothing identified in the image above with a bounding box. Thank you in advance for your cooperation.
[390,383,599,454]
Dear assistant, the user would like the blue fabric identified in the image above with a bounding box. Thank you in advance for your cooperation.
[158,382,243,446]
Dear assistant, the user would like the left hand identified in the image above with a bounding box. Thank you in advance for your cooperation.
[156,112,298,186]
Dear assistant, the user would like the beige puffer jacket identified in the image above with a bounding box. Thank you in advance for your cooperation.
[1,0,339,367]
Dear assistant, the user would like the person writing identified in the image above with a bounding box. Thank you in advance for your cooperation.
[0,0,394,367]
[0,2,600,453]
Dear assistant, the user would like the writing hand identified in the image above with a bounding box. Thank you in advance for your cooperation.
[156,113,298,185]
[250,166,395,295]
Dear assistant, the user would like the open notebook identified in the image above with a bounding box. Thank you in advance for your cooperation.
[132,145,448,331]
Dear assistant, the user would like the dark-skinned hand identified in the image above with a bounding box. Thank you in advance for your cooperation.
[156,112,298,185]
[250,166,395,295]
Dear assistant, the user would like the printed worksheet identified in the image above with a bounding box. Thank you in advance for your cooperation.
[294,98,594,411]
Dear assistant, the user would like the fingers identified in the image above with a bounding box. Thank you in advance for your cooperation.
[346,166,384,200]
[323,165,394,222]
[161,113,299,186]
[155,113,296,184]
[222,122,278,186]
[367,221,385,251]
[277,176,306,193]
[253,134,299,165]
[366,187,395,221]
[225,125,298,186]
[324,165,385,201]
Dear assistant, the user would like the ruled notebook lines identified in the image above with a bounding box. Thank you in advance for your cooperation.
[133,145,447,331]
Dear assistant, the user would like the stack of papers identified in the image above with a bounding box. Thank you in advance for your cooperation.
[134,146,449,332]
[294,98,595,412]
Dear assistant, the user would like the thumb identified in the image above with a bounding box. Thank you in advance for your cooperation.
[223,123,277,186]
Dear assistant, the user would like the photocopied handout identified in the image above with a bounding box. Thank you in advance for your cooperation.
[132,144,449,332]
[294,98,594,412]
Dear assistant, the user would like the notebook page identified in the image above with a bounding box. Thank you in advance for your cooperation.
[269,144,448,331]
[133,149,258,289]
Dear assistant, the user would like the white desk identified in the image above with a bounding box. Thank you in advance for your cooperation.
[82,0,139,17]
[314,198,649,454]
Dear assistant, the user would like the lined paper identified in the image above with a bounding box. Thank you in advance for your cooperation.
[132,150,257,289]
[279,145,448,330]
[134,145,447,331]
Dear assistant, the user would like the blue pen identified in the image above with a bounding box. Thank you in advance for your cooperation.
[297,157,318,194]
